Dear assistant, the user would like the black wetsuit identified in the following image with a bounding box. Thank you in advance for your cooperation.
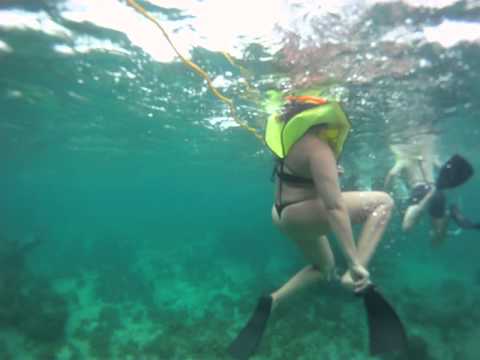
[408,183,446,219]
[408,180,479,227]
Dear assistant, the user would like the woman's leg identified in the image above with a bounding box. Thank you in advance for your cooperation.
[270,234,335,309]
[343,191,394,265]
[338,191,394,289]
[269,191,393,307]
[270,204,334,308]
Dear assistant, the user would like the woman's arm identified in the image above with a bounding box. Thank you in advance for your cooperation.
[308,138,359,268]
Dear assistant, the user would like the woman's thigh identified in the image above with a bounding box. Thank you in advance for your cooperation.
[287,229,335,273]
[272,198,329,234]
[342,191,393,224]
[272,203,334,271]
[272,191,391,231]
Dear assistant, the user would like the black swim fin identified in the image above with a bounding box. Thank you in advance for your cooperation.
[436,154,474,190]
[228,295,272,360]
[362,285,408,356]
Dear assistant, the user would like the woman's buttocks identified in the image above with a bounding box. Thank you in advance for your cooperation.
[275,181,317,205]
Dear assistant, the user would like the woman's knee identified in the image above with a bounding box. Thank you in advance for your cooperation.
[373,192,394,222]
[378,192,395,211]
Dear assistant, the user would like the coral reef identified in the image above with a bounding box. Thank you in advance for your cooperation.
[19,278,69,342]
[407,335,434,360]
[0,234,68,344]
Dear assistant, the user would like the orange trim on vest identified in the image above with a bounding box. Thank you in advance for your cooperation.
[285,95,328,105]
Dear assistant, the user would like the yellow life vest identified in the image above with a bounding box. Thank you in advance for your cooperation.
[265,98,351,159]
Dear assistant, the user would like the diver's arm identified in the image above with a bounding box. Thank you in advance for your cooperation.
[384,161,404,189]
[402,188,436,231]
[309,139,359,267]
[450,205,480,230]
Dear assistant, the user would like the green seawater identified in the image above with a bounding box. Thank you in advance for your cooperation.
[1,1,480,359]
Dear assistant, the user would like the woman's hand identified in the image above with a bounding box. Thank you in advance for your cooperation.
[341,263,370,293]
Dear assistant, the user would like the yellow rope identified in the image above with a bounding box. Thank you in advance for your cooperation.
[222,51,261,102]
[127,0,264,142]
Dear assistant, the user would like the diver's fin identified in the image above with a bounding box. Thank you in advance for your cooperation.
[436,154,473,190]
[228,295,272,360]
[363,285,408,356]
